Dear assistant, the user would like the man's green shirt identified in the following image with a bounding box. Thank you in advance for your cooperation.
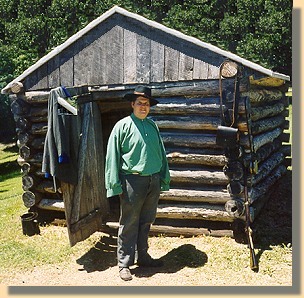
[105,113,170,197]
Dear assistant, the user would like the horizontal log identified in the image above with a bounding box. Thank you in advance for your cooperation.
[150,225,234,237]
[154,80,248,97]
[240,127,282,151]
[167,152,226,167]
[252,151,285,185]
[11,98,31,115]
[225,199,245,217]
[92,80,248,100]
[20,162,43,176]
[160,187,230,204]
[238,115,286,135]
[227,181,244,195]
[170,169,228,186]
[37,198,65,211]
[281,144,292,157]
[251,115,286,135]
[242,89,284,104]
[156,203,234,222]
[17,153,43,166]
[17,133,45,149]
[30,122,48,135]
[243,139,281,165]
[32,169,47,178]
[223,160,243,180]
[29,137,45,149]
[29,106,48,117]
[161,132,218,148]
[249,164,287,203]
[249,76,287,88]
[166,147,224,159]
[17,132,33,147]
[15,117,31,133]
[35,180,60,194]
[150,96,250,116]
[19,145,31,159]
[10,82,24,94]
[104,222,234,238]
[22,174,41,191]
[29,115,48,123]
[23,91,50,104]
[15,118,48,135]
[249,189,273,223]
[20,162,32,175]
[250,102,285,121]
[22,191,42,208]
[150,100,221,116]
[152,115,221,131]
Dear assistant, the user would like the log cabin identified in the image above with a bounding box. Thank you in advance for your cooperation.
[1,6,291,246]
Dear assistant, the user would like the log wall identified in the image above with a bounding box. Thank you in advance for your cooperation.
[9,79,291,236]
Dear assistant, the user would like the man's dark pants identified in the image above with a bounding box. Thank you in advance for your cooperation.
[118,173,160,268]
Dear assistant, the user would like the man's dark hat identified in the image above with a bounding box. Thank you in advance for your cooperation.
[124,85,159,106]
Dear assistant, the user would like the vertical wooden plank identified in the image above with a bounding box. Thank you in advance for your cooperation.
[178,53,194,81]
[124,29,137,83]
[151,40,165,82]
[48,55,60,88]
[95,35,107,85]
[90,102,109,215]
[63,101,109,246]
[164,46,179,81]
[59,53,74,87]
[36,65,48,89]
[208,64,220,79]
[105,26,124,84]
[193,59,209,79]
[90,38,103,85]
[70,103,90,224]
[25,65,48,90]
[136,34,151,83]
[74,42,94,86]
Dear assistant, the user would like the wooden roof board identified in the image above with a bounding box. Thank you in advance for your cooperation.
[1,5,289,94]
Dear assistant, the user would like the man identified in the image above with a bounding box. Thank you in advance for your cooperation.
[105,85,170,281]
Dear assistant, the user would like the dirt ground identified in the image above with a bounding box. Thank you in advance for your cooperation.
[3,170,293,288]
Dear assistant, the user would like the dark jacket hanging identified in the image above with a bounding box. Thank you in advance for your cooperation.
[42,87,80,191]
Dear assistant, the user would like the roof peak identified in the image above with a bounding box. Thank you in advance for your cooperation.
[1,5,289,94]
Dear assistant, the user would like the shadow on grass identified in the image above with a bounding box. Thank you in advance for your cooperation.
[0,143,20,184]
[76,235,118,272]
[132,244,207,278]
[76,235,207,277]
[253,169,292,247]
[2,143,18,153]
[0,161,20,178]
[232,170,292,271]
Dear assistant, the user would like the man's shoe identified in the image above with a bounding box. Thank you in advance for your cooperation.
[119,267,132,281]
[137,256,164,267]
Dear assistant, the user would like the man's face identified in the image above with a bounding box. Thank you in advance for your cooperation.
[131,96,150,119]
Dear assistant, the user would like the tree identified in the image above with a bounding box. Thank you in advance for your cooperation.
[236,0,292,75]
[0,0,292,141]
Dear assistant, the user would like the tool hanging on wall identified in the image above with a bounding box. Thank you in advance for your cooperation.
[216,60,240,149]
[216,60,258,272]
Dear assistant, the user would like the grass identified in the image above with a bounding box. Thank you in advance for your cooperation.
[0,96,293,285]
[0,143,95,276]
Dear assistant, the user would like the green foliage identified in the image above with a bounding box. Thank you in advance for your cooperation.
[0,0,291,141]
